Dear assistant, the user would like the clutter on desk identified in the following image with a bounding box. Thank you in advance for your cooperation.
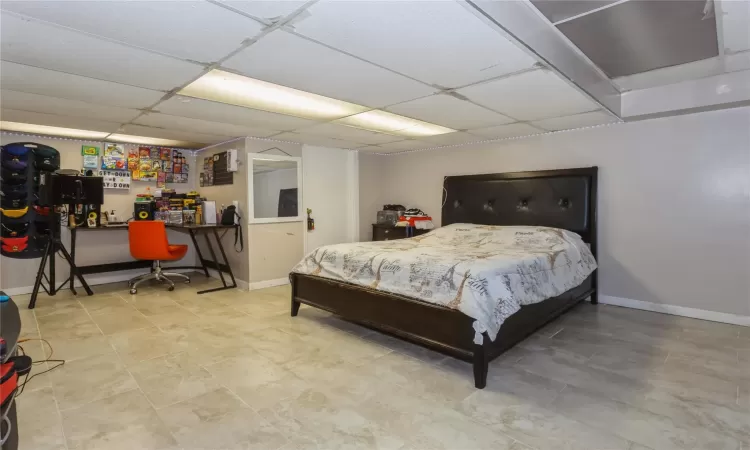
[1,142,61,259]
[376,204,434,232]
[397,208,434,230]
[134,186,214,225]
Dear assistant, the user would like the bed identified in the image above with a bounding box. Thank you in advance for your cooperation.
[290,167,598,388]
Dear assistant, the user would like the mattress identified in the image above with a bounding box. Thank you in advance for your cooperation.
[292,223,597,343]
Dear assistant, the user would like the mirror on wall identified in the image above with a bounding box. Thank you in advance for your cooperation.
[249,154,301,223]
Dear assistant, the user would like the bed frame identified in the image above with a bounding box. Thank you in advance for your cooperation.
[290,167,598,388]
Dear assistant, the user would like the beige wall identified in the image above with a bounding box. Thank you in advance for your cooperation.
[0,136,197,291]
[358,152,385,241]
[358,107,750,317]
[193,139,305,285]
[191,139,250,284]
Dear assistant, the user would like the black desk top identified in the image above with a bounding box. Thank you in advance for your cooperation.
[70,223,238,231]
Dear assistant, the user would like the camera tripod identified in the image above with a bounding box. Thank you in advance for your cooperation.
[28,207,93,310]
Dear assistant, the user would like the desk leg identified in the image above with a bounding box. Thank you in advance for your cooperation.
[213,228,237,289]
[196,229,238,295]
[189,230,210,278]
[69,228,77,292]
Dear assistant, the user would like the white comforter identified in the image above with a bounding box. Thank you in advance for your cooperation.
[292,224,597,343]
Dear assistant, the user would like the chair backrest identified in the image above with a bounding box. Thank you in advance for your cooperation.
[128,221,173,260]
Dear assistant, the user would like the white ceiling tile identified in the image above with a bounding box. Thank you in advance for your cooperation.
[1,1,264,63]
[0,62,164,109]
[119,124,231,145]
[155,96,318,131]
[0,14,204,90]
[134,113,279,139]
[457,70,598,121]
[1,90,140,124]
[271,132,363,149]
[219,1,307,22]
[294,1,536,88]
[531,110,619,131]
[224,30,435,108]
[469,122,544,139]
[418,131,485,146]
[294,123,403,145]
[0,109,122,133]
[385,94,515,130]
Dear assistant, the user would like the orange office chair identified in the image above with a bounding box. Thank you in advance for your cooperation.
[127,221,190,294]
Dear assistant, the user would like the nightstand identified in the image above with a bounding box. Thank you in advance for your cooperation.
[372,224,428,241]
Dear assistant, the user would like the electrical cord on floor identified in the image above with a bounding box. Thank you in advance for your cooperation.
[15,338,65,397]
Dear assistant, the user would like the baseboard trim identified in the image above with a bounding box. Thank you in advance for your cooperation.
[248,277,289,291]
[204,269,249,291]
[599,295,749,327]
[2,269,196,296]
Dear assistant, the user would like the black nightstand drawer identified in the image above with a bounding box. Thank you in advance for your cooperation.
[372,224,428,241]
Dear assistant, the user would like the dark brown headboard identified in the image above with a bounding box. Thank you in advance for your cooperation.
[441,167,598,250]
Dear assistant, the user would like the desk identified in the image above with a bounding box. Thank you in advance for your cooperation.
[68,224,238,295]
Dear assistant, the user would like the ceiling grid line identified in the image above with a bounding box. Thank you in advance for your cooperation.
[102,0,321,140]
[0,8,207,66]
[551,0,632,26]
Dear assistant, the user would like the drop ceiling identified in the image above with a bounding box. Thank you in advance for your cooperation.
[3,0,742,153]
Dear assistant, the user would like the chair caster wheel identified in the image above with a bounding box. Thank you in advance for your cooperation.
[130,288,137,294]
[168,286,175,291]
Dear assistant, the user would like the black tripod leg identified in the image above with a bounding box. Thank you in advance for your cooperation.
[57,245,93,296]
[29,239,52,309]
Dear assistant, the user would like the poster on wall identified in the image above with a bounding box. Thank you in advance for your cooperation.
[127,148,139,171]
[102,144,126,169]
[98,169,131,189]
[140,171,158,181]
[81,146,99,169]
[157,171,166,188]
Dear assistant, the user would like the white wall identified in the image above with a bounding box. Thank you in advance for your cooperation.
[302,145,358,253]
[253,168,298,218]
[0,136,198,293]
[358,107,750,319]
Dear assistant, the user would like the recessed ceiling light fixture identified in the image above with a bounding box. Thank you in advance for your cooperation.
[179,70,368,121]
[0,121,110,140]
[179,70,456,137]
[336,110,455,137]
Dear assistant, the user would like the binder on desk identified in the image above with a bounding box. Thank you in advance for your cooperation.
[203,201,217,225]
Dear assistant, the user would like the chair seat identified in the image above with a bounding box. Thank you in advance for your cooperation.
[167,244,188,260]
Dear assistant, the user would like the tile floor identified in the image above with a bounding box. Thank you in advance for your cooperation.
[12,276,749,450]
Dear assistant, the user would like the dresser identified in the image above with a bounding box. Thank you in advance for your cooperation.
[372,224,429,241]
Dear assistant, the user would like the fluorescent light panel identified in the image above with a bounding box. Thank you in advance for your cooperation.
[179,70,367,121]
[0,121,109,139]
[336,110,455,137]
[179,70,456,137]
[107,134,197,147]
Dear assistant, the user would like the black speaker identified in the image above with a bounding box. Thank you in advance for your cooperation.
[133,202,154,221]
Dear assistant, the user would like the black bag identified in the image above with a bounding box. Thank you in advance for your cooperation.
[221,205,239,225]
[220,205,243,252]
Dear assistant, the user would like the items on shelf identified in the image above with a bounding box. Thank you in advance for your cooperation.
[0,142,61,259]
